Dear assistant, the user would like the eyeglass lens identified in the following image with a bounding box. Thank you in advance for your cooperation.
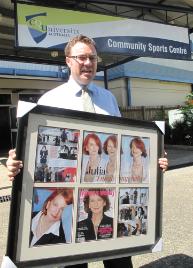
[73,55,98,62]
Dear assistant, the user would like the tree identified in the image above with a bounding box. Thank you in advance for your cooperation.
[172,92,193,145]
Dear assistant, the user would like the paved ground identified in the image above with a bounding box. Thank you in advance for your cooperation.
[1,146,193,267]
[166,145,193,170]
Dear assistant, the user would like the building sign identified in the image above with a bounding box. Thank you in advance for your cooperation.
[16,3,191,60]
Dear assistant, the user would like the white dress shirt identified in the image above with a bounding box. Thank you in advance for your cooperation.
[38,76,121,117]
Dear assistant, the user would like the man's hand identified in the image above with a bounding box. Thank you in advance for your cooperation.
[6,149,23,181]
[158,156,168,172]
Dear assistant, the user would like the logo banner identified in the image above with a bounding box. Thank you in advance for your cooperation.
[16,3,191,60]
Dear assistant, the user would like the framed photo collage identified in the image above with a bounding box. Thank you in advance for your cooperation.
[7,105,164,267]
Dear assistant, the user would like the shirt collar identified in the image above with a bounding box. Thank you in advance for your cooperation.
[68,76,94,96]
[32,211,60,237]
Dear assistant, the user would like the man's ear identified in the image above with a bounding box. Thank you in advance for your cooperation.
[66,57,71,69]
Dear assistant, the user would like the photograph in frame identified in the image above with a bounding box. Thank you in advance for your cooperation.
[35,126,80,183]
[81,131,118,183]
[76,188,115,242]
[120,135,150,184]
[30,187,74,247]
[117,188,148,238]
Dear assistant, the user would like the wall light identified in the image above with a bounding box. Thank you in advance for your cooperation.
[51,51,58,57]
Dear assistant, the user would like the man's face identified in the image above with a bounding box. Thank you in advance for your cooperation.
[66,42,97,85]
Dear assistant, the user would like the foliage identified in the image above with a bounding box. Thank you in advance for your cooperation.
[169,92,193,145]
[180,92,193,125]
[171,120,193,145]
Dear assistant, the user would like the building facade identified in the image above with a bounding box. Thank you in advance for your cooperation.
[1,57,193,152]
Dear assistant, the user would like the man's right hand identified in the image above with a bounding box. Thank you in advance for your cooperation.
[6,149,23,181]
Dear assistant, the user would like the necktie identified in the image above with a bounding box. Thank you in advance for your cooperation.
[81,86,95,113]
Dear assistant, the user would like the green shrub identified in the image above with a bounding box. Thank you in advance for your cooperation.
[170,93,193,145]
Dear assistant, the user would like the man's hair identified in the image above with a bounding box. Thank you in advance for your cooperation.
[65,35,96,56]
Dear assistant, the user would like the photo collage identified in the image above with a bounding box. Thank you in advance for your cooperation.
[31,126,151,247]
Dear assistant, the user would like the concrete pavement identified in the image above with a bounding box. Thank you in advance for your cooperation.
[1,146,193,267]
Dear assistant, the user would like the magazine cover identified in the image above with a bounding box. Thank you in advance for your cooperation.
[117,188,148,237]
[34,126,79,183]
[76,188,115,242]
[120,135,150,183]
[30,187,74,247]
[81,131,118,183]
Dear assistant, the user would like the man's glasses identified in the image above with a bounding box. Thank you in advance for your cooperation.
[68,54,100,63]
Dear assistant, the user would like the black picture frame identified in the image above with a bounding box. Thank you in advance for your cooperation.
[6,105,164,267]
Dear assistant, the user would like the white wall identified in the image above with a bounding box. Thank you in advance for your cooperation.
[99,77,191,107]
[0,76,191,108]
[0,76,64,105]
[94,78,128,107]
[130,78,191,106]
[0,77,63,90]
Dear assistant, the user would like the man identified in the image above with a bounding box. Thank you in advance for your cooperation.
[7,35,168,268]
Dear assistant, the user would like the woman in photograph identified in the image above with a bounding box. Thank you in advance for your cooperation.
[120,137,148,183]
[129,137,148,183]
[140,190,148,205]
[130,137,147,182]
[30,188,73,247]
[137,206,145,220]
[121,191,130,204]
[132,219,142,236]
[76,188,113,242]
[40,145,48,164]
[117,223,128,237]
[103,135,117,182]
[81,133,107,183]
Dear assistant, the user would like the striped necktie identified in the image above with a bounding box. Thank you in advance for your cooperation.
[81,86,95,113]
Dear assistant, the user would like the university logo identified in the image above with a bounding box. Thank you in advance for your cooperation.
[25,12,47,43]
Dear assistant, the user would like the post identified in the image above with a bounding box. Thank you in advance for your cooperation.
[104,69,108,90]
